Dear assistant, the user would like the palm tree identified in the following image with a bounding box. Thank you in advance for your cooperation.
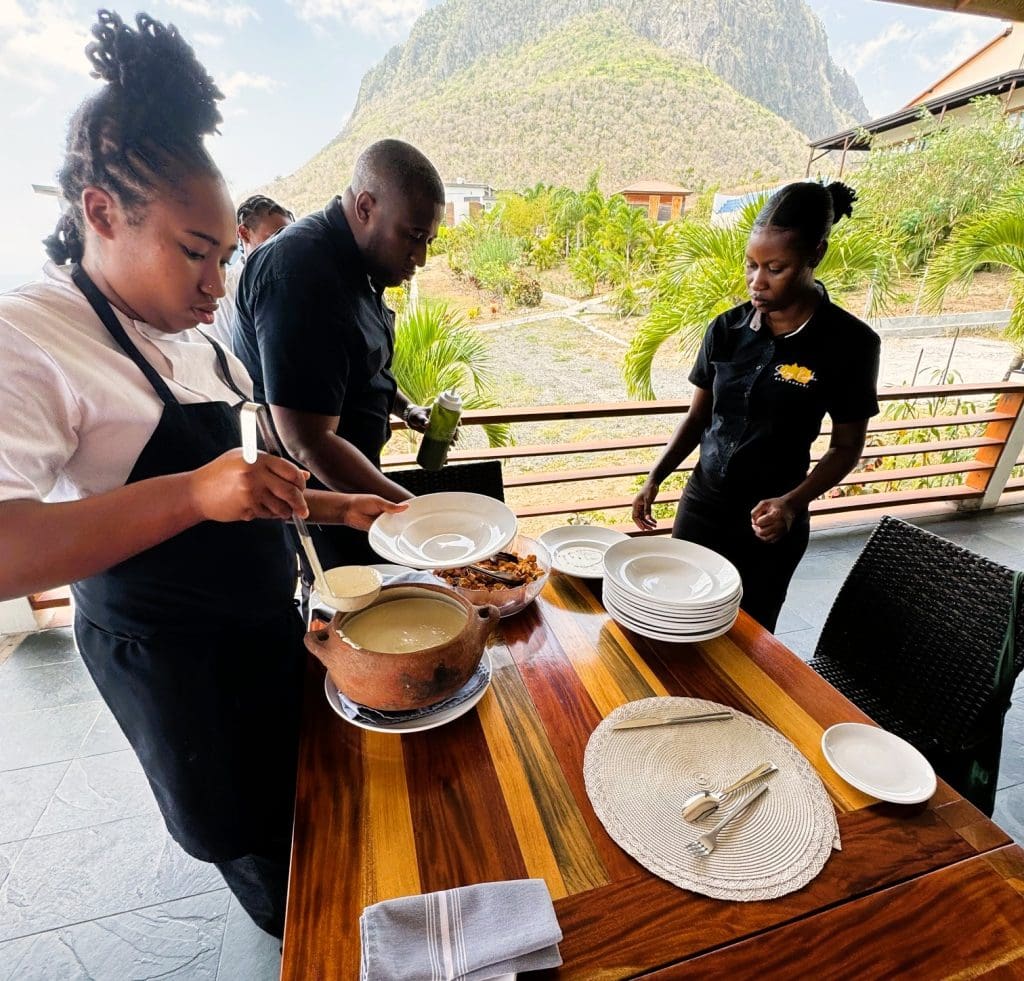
[391,301,513,448]
[623,197,898,399]
[923,175,1024,369]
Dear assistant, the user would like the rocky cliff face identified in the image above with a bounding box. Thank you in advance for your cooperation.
[355,0,866,141]
[267,12,817,216]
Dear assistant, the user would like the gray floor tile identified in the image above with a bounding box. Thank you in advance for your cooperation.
[0,889,230,981]
[0,702,103,772]
[998,736,1024,791]
[0,658,99,715]
[5,629,77,669]
[215,894,281,981]
[775,604,811,633]
[0,842,25,894]
[33,751,156,838]
[79,705,132,757]
[776,628,819,662]
[0,763,69,845]
[993,783,1024,845]
[0,814,222,942]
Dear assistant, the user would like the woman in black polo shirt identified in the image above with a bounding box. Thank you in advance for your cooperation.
[633,182,880,632]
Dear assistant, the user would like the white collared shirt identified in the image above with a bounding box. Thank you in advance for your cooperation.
[0,262,254,503]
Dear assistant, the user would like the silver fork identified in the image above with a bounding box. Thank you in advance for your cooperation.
[685,784,770,858]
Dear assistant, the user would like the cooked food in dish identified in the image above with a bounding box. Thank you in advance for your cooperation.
[436,551,544,591]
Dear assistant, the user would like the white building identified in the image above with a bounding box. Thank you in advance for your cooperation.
[443,179,497,225]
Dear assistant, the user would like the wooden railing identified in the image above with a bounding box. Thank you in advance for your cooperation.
[385,381,1024,533]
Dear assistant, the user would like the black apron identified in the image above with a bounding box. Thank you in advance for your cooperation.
[69,265,305,863]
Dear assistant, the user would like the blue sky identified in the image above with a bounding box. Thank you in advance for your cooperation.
[0,0,1010,284]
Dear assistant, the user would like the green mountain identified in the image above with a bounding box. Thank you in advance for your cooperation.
[268,3,863,214]
[357,0,865,141]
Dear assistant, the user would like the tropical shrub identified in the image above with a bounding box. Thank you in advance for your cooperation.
[391,301,513,448]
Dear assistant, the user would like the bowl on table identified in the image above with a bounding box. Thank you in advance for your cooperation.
[304,582,499,711]
[433,534,551,618]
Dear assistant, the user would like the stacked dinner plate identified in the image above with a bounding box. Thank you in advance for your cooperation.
[601,538,742,642]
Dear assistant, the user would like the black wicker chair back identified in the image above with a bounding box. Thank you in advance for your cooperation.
[809,515,1023,815]
[387,461,505,502]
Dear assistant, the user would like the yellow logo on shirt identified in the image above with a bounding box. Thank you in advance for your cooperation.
[775,363,815,386]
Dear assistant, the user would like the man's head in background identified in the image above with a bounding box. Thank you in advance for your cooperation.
[236,195,294,258]
[344,139,445,288]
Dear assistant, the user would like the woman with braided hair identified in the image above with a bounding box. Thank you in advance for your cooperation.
[0,10,402,936]
[633,181,881,632]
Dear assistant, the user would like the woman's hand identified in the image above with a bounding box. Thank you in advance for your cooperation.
[632,480,660,531]
[750,497,796,543]
[188,449,308,522]
[338,494,408,531]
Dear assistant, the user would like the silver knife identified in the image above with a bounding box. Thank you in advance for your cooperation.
[612,710,733,730]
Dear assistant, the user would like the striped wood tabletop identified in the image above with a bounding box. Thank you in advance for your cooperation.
[282,574,1020,979]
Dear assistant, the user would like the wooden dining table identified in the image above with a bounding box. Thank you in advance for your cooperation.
[282,573,1024,979]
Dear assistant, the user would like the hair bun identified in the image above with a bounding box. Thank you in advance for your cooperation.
[827,182,857,223]
[85,10,223,140]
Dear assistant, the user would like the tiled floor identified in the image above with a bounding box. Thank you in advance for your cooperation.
[0,507,1022,977]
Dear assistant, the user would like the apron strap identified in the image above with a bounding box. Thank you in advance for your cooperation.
[200,332,250,402]
[71,263,179,408]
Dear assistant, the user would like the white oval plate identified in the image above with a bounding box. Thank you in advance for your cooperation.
[605,592,738,643]
[603,538,741,606]
[538,526,629,579]
[603,578,741,623]
[369,493,517,570]
[821,723,937,804]
[323,652,493,734]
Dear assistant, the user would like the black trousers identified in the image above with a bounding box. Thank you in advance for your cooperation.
[216,846,291,938]
[672,494,810,633]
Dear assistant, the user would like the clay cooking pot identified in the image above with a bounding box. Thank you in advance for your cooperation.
[304,583,499,711]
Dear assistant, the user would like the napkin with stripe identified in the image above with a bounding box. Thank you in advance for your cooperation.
[360,879,562,981]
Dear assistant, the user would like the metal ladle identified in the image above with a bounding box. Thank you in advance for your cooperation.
[240,403,374,611]
[681,761,778,822]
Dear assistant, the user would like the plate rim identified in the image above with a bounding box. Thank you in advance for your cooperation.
[603,577,742,618]
[323,650,493,734]
[820,722,937,804]
[605,593,739,642]
[368,492,518,570]
[538,525,629,578]
[603,538,741,606]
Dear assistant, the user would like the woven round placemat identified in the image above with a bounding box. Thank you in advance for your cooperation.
[584,696,840,901]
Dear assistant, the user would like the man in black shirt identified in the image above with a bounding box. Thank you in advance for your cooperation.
[234,140,445,568]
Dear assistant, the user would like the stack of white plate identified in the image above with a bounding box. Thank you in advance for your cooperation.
[601,538,742,643]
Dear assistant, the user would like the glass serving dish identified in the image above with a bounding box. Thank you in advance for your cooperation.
[433,534,551,618]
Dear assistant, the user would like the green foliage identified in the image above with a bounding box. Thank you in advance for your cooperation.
[623,194,899,399]
[851,98,1023,272]
[494,188,551,239]
[506,273,544,307]
[391,301,513,447]
[528,232,561,271]
[923,172,1024,347]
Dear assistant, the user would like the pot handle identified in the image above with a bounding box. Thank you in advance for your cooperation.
[470,603,501,644]
[304,621,356,669]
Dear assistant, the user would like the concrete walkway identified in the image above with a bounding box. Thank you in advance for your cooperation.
[0,507,1021,977]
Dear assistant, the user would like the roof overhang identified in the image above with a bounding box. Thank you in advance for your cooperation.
[876,0,1024,18]
[808,68,1024,150]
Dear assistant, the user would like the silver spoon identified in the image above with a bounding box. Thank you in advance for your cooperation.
[681,761,778,822]
[467,564,525,586]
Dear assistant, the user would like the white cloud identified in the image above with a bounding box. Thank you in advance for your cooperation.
[839,22,915,74]
[10,94,45,119]
[0,1,90,91]
[193,31,225,48]
[288,0,426,36]
[219,70,282,99]
[164,0,259,29]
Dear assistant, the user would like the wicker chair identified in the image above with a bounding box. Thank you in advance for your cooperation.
[808,515,1023,816]
[387,460,505,501]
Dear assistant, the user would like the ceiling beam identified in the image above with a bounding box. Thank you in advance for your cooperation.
[874,0,1024,19]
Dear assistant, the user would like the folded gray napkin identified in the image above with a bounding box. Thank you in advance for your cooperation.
[360,879,562,981]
